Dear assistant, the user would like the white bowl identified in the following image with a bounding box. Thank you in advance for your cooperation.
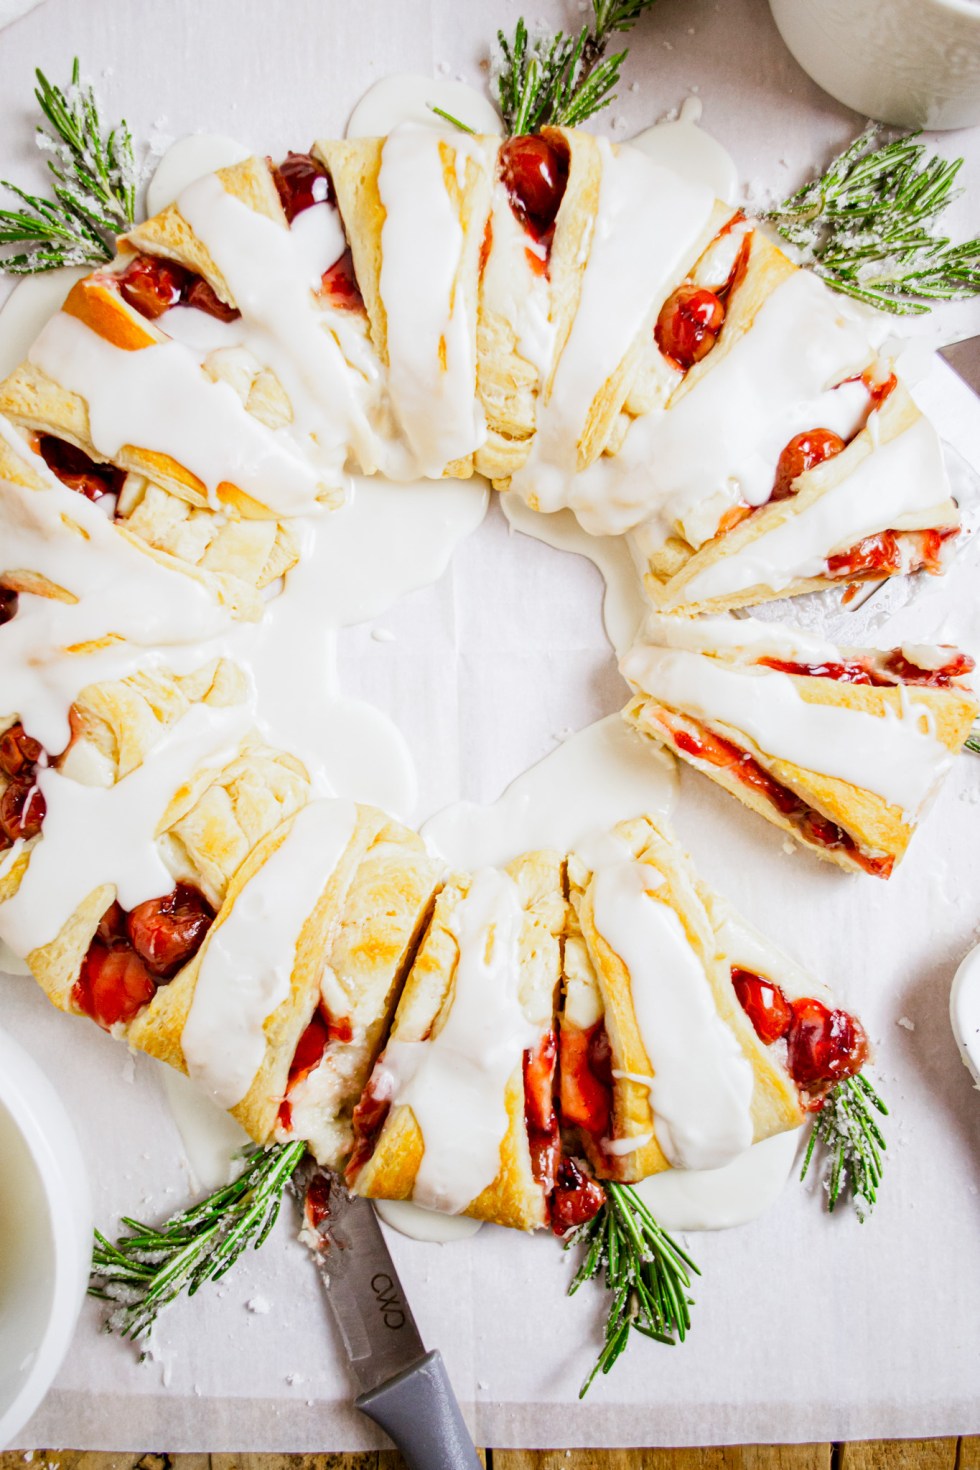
[0,1028,92,1449]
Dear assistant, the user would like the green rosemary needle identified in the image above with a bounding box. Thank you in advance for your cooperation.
[89,1141,306,1340]
[763,125,980,315]
[800,1072,888,1219]
[566,1180,699,1396]
[964,729,980,756]
[0,58,139,275]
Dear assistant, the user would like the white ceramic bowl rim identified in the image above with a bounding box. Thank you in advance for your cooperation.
[0,1029,92,1450]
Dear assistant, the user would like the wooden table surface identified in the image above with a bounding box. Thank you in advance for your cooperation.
[3,1440,977,1468]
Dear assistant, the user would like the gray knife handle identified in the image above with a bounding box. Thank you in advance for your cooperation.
[355,1348,482,1470]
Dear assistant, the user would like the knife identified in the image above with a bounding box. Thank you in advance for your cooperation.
[290,1155,483,1470]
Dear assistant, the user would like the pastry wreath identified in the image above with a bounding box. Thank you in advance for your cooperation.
[0,127,972,1231]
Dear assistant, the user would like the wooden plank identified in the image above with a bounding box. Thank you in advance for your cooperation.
[839,1441,959,1470]
[212,1456,376,1470]
[958,1440,980,1470]
[494,1445,831,1468]
[378,1452,486,1468]
[0,1456,211,1470]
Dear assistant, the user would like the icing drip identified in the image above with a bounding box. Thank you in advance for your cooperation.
[175,174,384,478]
[510,142,714,514]
[679,413,953,602]
[0,469,236,752]
[181,799,357,1109]
[621,641,951,814]
[574,270,874,543]
[481,179,557,382]
[0,701,251,957]
[377,124,488,475]
[589,855,754,1171]
[379,868,538,1214]
[28,312,323,514]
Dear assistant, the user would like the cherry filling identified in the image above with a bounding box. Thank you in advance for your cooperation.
[771,429,847,502]
[659,714,893,878]
[732,967,868,1107]
[558,1020,612,1140]
[36,434,126,502]
[0,723,46,848]
[759,647,974,690]
[72,884,214,1030]
[319,248,363,311]
[655,228,751,372]
[826,527,958,582]
[271,151,334,223]
[116,253,241,324]
[276,1006,355,1130]
[523,1029,560,1194]
[345,1070,393,1184]
[550,1158,606,1236]
[0,587,17,625]
[499,134,569,270]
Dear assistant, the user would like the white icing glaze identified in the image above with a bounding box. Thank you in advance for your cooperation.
[346,74,502,140]
[589,855,755,1170]
[374,1197,483,1241]
[181,799,356,1109]
[377,124,487,475]
[635,1128,800,1232]
[28,311,324,514]
[511,142,714,515]
[157,1063,249,1192]
[637,611,842,666]
[680,413,953,603]
[145,135,252,216]
[628,98,739,204]
[574,270,873,543]
[378,867,538,1214]
[0,701,251,956]
[950,942,980,1088]
[423,714,676,870]
[621,641,951,814]
[481,180,556,382]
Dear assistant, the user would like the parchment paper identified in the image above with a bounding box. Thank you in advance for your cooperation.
[2,0,979,1450]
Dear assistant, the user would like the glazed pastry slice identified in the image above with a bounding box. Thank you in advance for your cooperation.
[315,126,496,479]
[622,614,978,877]
[347,852,603,1232]
[560,815,869,1183]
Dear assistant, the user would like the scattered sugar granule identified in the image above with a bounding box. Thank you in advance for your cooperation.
[629,81,639,93]
[436,60,451,75]
[662,39,673,50]
[246,1295,271,1314]
[897,1016,915,1032]
[371,627,396,643]
[23,1453,34,1462]
[121,1050,136,1084]
[286,1372,304,1386]
[781,838,796,855]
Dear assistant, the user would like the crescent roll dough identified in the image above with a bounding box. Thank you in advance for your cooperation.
[347,851,565,1231]
[561,815,865,1182]
[621,615,978,877]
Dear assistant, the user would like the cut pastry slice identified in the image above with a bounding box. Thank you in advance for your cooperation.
[315,126,496,479]
[347,852,604,1232]
[622,614,978,877]
[560,815,869,1182]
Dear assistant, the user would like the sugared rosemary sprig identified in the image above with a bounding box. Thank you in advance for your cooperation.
[566,1181,698,1397]
[800,1073,888,1219]
[763,126,980,316]
[493,0,663,136]
[965,729,980,756]
[0,58,139,274]
[89,1141,305,1340]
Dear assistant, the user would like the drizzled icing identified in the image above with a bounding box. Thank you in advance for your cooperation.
[679,413,953,603]
[0,701,251,957]
[574,270,873,543]
[181,799,357,1109]
[28,312,325,514]
[377,125,488,475]
[588,851,754,1170]
[622,640,951,814]
[376,868,539,1214]
[510,142,714,514]
[481,179,556,382]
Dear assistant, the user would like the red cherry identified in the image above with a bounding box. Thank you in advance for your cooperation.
[772,429,846,502]
[0,724,42,781]
[731,968,793,1045]
[184,277,241,323]
[305,1171,332,1229]
[126,883,214,978]
[550,1158,606,1236]
[319,249,363,311]
[785,997,868,1091]
[73,941,157,1030]
[524,1029,557,1136]
[37,435,124,502]
[96,900,129,946]
[499,135,568,236]
[0,777,45,842]
[558,1022,611,1137]
[0,587,17,626]
[271,151,333,223]
[655,285,725,370]
[882,648,975,688]
[118,254,188,320]
[827,531,900,579]
[287,1010,330,1089]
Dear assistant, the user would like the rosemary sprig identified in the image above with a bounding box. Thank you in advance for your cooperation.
[89,1141,305,1340]
[800,1073,888,1219]
[0,58,139,275]
[566,1181,698,1397]
[763,126,980,316]
[493,0,663,136]
[965,729,980,756]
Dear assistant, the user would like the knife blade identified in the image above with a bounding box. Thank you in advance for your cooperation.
[291,1156,482,1470]
[940,334,980,397]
